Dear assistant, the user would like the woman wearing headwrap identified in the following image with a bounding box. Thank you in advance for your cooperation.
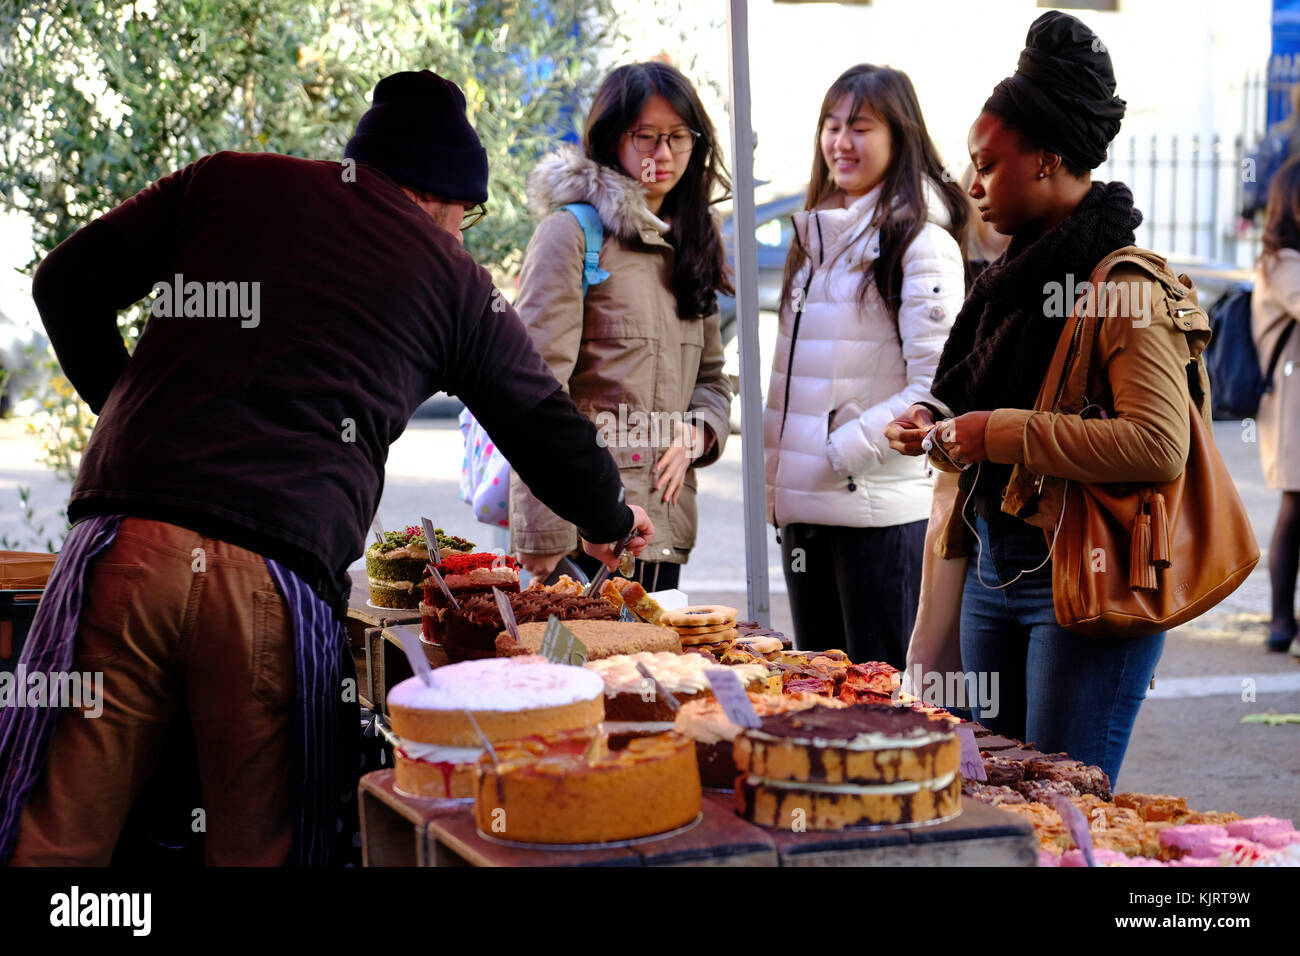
[884,11,1206,786]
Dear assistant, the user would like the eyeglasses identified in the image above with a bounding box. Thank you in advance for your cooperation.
[460,203,488,230]
[625,127,700,154]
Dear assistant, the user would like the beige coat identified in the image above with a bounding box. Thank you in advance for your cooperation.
[1251,249,1300,490]
[508,148,731,562]
[930,248,1212,556]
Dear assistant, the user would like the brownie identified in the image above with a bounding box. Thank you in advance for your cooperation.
[1018,778,1081,802]
[976,734,1020,752]
[982,755,1027,788]
[961,781,1028,807]
[1025,756,1112,801]
[994,747,1048,763]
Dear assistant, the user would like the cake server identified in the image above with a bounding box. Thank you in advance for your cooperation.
[582,528,638,599]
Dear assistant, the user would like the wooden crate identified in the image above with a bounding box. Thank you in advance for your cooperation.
[758,795,1038,866]
[358,770,471,867]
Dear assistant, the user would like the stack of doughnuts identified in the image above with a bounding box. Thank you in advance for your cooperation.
[661,605,739,656]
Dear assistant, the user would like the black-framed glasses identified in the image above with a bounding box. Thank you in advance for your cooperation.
[626,127,700,154]
[461,203,488,230]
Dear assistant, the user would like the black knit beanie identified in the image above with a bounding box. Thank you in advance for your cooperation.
[344,70,489,204]
[982,11,1125,171]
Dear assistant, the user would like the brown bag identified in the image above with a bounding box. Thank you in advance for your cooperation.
[1046,255,1260,637]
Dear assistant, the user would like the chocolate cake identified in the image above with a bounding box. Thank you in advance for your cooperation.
[421,552,519,612]
[733,703,961,829]
[436,590,616,661]
[961,781,1028,807]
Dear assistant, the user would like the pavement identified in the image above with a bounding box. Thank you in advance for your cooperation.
[1,413,1296,820]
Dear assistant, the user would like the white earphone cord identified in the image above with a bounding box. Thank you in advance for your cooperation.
[964,460,1070,591]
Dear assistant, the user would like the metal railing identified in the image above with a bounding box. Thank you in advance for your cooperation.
[1099,57,1300,270]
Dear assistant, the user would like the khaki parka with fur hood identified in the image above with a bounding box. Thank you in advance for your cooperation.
[508,147,731,563]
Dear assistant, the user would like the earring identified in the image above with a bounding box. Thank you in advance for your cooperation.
[1038,172,1046,179]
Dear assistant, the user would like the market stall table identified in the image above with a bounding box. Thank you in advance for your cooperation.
[357,770,1037,867]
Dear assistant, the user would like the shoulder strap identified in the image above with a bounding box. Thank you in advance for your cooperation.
[559,202,610,297]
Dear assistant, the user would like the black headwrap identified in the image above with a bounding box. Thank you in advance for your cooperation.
[982,11,1125,171]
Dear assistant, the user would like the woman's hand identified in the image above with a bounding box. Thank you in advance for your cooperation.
[932,411,994,467]
[653,421,703,505]
[582,505,655,570]
[885,404,938,456]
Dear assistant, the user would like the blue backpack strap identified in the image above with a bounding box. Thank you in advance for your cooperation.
[559,202,610,296]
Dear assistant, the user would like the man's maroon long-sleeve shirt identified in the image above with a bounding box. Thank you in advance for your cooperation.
[32,151,632,617]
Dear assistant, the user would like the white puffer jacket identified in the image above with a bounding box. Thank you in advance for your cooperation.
[764,183,964,529]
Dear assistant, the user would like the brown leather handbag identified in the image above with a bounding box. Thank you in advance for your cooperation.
[1048,260,1260,637]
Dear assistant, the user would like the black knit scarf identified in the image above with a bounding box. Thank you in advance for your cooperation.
[930,180,1142,517]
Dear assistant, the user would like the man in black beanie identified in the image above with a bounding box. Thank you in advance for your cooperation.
[1,69,653,867]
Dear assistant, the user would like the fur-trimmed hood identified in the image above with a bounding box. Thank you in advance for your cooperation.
[525,146,669,241]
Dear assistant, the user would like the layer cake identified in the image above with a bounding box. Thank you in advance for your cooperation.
[386,656,603,799]
[674,691,847,788]
[733,703,961,829]
[586,651,770,721]
[473,729,701,844]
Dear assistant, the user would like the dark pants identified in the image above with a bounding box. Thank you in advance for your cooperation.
[779,520,927,669]
[959,512,1164,787]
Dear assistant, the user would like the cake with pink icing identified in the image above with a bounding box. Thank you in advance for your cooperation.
[1190,837,1272,865]
[1158,823,1228,855]
[1225,816,1295,842]
[386,655,604,799]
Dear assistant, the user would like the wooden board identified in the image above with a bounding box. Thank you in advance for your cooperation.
[426,796,775,868]
[756,795,1038,867]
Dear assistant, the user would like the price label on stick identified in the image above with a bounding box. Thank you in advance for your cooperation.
[706,668,760,728]
[1050,793,1097,867]
[393,627,435,687]
[421,517,441,564]
[494,586,521,644]
[427,565,458,609]
[636,661,679,711]
[539,615,589,667]
[956,727,987,781]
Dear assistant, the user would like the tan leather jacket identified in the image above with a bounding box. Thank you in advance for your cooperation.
[931,247,1213,558]
[508,148,731,562]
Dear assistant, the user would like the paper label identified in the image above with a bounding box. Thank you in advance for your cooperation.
[635,661,679,711]
[493,586,521,644]
[539,615,589,667]
[1050,793,1097,867]
[706,669,761,728]
[956,727,987,781]
[395,627,435,687]
[421,517,441,564]
[427,566,459,608]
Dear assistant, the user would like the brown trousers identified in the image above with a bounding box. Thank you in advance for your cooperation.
[12,518,294,865]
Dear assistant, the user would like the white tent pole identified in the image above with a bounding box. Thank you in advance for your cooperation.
[725,0,771,626]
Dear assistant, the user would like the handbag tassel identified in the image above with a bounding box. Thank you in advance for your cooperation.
[1130,513,1158,592]
[1149,492,1171,568]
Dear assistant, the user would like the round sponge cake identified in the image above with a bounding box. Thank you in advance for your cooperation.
[387,656,604,798]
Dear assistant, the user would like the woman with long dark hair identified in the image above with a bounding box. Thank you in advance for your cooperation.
[510,62,732,590]
[1252,154,1300,658]
[764,63,967,667]
[886,11,1204,785]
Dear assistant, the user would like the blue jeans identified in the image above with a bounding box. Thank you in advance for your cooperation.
[959,512,1165,787]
